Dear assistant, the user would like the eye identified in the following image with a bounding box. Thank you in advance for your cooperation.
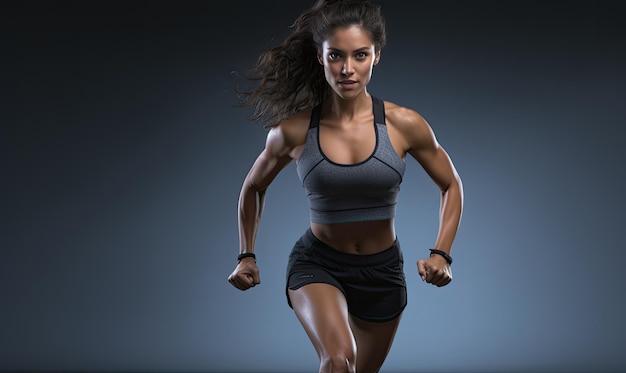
[328,52,341,60]
[356,52,368,60]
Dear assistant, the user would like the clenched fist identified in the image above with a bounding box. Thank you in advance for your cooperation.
[417,255,452,287]
[228,258,261,290]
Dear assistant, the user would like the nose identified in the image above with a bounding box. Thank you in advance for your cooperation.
[341,59,354,76]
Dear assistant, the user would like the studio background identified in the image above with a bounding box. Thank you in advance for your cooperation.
[2,1,625,372]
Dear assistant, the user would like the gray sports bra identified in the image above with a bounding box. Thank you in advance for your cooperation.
[296,96,406,224]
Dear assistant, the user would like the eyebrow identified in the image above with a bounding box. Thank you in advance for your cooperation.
[327,47,372,53]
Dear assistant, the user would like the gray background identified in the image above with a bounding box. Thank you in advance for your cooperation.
[2,1,625,372]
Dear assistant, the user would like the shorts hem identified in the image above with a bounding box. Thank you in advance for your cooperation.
[349,302,407,323]
[286,280,347,309]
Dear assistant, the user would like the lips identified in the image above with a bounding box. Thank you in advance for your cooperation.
[339,80,358,89]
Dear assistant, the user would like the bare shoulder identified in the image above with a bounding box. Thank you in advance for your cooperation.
[384,100,430,134]
[263,109,311,159]
[271,109,311,149]
[383,100,437,150]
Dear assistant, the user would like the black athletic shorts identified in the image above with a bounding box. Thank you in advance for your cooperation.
[286,228,407,323]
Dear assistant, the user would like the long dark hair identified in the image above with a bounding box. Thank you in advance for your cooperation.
[236,0,386,128]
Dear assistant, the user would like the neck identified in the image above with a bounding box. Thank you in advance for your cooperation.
[325,91,371,121]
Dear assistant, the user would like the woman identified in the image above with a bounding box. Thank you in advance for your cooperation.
[228,1,463,372]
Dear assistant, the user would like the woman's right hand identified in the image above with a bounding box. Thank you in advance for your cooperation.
[228,258,261,290]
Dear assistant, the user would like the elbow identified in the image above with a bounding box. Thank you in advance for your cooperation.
[241,170,269,194]
[441,171,462,194]
[441,174,463,206]
[239,177,267,208]
[247,179,268,195]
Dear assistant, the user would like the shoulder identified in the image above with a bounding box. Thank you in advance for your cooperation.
[382,99,438,151]
[383,100,431,134]
[273,109,311,148]
[264,109,312,155]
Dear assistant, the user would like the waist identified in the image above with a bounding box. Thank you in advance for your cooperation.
[310,219,396,255]
[309,203,397,225]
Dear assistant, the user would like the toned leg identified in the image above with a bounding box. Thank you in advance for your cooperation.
[349,313,402,373]
[288,283,357,373]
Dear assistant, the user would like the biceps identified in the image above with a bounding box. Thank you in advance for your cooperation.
[244,150,292,192]
[412,145,459,192]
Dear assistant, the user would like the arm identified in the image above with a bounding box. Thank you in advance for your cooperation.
[390,106,464,287]
[409,123,463,258]
[228,125,294,290]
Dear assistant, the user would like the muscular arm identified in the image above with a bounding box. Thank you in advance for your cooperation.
[238,126,294,256]
[407,119,463,255]
[228,125,294,291]
[388,104,463,286]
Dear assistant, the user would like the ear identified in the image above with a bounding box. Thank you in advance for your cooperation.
[317,51,324,65]
[374,50,381,66]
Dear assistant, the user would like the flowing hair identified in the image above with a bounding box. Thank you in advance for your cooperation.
[235,0,386,128]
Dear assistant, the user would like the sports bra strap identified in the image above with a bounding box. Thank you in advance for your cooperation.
[310,103,322,129]
[372,96,385,125]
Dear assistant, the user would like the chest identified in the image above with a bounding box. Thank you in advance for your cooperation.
[318,118,376,165]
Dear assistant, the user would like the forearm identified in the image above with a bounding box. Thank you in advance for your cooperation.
[238,181,266,255]
[433,176,463,254]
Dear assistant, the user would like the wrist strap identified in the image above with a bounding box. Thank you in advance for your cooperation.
[237,253,256,262]
[429,249,453,265]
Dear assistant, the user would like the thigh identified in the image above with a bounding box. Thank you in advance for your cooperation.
[288,283,357,359]
[349,313,402,373]
[343,242,407,322]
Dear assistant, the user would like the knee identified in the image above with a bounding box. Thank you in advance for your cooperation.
[319,347,356,373]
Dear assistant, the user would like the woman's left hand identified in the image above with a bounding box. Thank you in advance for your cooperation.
[417,256,452,287]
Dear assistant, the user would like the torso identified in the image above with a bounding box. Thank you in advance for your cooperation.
[286,95,411,255]
[311,219,396,254]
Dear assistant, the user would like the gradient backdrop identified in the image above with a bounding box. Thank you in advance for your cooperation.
[2,1,625,372]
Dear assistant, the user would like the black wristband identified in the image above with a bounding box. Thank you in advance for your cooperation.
[237,253,256,262]
[429,249,453,265]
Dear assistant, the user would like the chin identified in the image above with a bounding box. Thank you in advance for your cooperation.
[332,88,364,100]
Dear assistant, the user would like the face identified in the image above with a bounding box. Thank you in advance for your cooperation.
[318,25,380,99]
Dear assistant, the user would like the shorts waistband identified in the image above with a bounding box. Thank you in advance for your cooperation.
[301,228,400,267]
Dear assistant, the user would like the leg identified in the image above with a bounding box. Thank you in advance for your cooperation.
[349,313,402,373]
[288,283,357,373]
